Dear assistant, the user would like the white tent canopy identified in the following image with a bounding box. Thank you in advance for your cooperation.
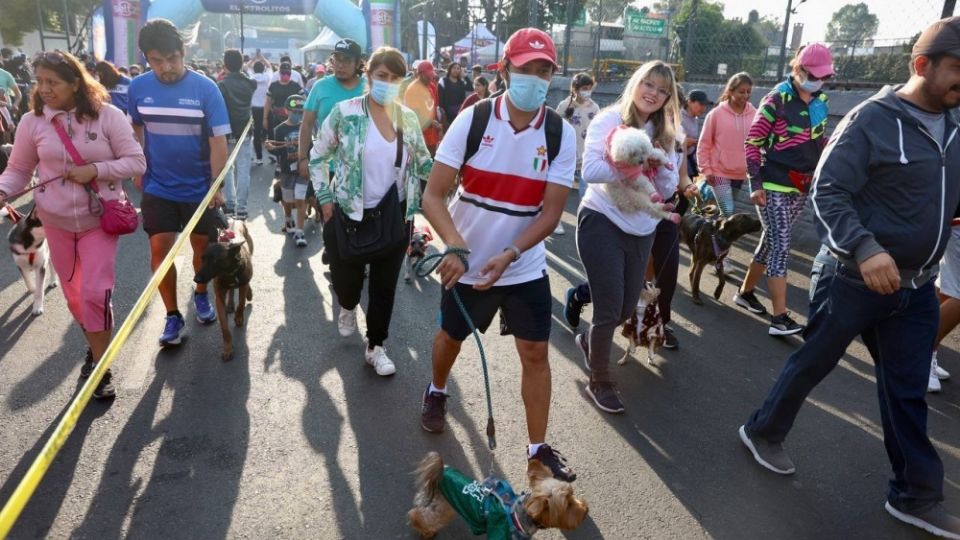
[452,23,498,50]
[301,27,342,55]
[444,24,504,65]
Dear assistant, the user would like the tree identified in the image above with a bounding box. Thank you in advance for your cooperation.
[673,0,766,76]
[825,3,878,46]
[587,0,630,23]
[0,0,100,48]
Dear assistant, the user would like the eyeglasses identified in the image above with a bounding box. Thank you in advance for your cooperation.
[641,80,671,99]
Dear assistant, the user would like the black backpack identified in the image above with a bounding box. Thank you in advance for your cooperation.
[463,98,563,167]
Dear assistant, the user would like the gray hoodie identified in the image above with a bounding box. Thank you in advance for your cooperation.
[811,85,960,287]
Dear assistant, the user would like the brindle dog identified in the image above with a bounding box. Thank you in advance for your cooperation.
[680,207,761,305]
[194,220,254,361]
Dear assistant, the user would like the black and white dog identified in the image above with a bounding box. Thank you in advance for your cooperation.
[6,206,58,315]
[403,225,433,282]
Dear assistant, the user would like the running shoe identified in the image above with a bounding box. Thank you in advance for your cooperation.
[159,314,186,347]
[294,230,307,247]
[194,291,217,324]
[421,385,448,433]
[733,289,768,314]
[529,444,577,482]
[564,287,585,328]
[80,348,94,379]
[92,369,115,400]
[769,312,803,336]
[365,345,396,376]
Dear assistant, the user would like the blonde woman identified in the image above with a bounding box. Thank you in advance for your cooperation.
[574,61,697,413]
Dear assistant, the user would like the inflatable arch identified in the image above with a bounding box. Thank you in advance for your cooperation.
[143,0,401,51]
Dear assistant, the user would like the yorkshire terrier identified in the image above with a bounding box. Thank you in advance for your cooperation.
[407,452,589,538]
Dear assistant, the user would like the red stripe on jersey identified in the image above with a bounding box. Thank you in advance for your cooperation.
[461,164,547,207]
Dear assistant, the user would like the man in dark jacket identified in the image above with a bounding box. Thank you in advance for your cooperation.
[738,17,960,539]
[218,48,256,219]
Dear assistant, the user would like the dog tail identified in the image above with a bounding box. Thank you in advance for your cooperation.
[413,451,444,507]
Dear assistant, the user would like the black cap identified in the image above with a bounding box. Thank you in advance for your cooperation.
[687,90,713,104]
[279,62,292,73]
[285,94,305,111]
[333,39,362,60]
[913,16,960,58]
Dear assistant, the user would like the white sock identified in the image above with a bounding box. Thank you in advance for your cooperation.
[527,443,545,458]
[429,383,446,395]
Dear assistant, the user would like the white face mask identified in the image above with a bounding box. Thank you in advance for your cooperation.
[579,90,592,99]
[797,73,823,93]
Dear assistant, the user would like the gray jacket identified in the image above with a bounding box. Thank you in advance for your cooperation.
[811,85,960,287]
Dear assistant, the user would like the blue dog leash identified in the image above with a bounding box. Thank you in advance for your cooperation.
[416,248,497,451]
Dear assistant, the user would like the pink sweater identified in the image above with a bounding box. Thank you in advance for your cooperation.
[0,104,145,232]
[696,101,757,180]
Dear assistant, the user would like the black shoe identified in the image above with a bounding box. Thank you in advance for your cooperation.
[663,326,678,349]
[586,381,625,414]
[420,385,448,433]
[575,332,590,371]
[321,250,331,265]
[93,369,116,400]
[80,348,94,379]
[563,287,585,328]
[769,312,804,336]
[530,444,577,482]
[733,289,768,314]
[885,501,960,539]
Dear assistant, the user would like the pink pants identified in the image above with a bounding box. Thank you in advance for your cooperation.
[45,225,118,333]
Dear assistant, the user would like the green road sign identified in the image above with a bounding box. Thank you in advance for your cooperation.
[625,10,666,36]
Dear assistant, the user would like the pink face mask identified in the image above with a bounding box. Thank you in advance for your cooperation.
[280,73,291,82]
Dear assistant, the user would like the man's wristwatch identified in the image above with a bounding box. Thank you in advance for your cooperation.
[504,245,521,262]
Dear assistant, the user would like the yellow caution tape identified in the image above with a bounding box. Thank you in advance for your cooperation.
[0,119,253,538]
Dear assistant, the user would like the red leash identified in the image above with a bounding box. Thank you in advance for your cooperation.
[1,176,63,224]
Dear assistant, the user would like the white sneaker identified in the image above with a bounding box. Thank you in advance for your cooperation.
[365,345,396,376]
[294,229,307,247]
[338,308,357,337]
[933,351,951,380]
[929,359,942,393]
[553,222,565,235]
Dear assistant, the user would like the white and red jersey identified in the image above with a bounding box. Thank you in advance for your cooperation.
[435,95,577,286]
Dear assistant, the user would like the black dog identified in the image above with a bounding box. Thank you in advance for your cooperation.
[680,209,761,305]
[194,220,254,361]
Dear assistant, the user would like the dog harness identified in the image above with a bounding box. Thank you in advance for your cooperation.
[692,215,730,273]
[438,466,539,540]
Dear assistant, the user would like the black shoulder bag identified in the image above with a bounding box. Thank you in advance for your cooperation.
[332,112,407,263]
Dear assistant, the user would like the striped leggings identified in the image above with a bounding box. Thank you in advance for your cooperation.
[752,190,808,278]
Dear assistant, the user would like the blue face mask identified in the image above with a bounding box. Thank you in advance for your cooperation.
[287,112,302,124]
[507,73,549,112]
[371,79,400,105]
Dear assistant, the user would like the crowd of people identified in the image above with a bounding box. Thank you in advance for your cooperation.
[1,14,960,538]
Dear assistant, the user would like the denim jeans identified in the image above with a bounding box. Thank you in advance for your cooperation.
[223,138,253,214]
[746,261,943,511]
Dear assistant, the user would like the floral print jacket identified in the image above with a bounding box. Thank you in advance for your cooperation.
[309,96,432,221]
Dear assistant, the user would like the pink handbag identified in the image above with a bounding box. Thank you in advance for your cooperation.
[51,118,139,235]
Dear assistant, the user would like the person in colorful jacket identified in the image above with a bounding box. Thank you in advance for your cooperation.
[0,51,146,399]
[309,46,432,376]
[733,44,834,337]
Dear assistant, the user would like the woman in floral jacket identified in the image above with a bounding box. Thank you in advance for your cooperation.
[310,46,432,376]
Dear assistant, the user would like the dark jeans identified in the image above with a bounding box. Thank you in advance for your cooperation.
[650,218,679,325]
[745,262,943,512]
[322,223,406,347]
[252,107,265,161]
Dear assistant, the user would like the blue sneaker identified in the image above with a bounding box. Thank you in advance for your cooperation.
[159,314,186,347]
[194,291,217,324]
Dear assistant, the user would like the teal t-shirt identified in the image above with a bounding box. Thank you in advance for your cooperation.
[438,467,512,540]
[304,74,367,128]
[0,68,16,100]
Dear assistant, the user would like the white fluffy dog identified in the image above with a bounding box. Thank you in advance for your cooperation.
[605,126,681,224]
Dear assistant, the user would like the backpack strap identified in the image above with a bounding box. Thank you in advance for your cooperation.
[463,98,493,166]
[543,107,563,166]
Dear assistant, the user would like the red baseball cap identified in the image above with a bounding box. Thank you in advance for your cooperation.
[503,28,558,69]
[797,43,835,79]
[416,60,436,77]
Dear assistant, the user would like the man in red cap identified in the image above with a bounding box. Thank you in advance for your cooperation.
[739,16,960,538]
[404,60,442,156]
[419,28,578,482]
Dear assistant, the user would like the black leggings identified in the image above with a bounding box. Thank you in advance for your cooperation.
[252,107,265,160]
[322,223,406,347]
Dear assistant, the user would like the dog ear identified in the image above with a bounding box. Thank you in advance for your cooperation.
[526,479,589,530]
[527,459,553,486]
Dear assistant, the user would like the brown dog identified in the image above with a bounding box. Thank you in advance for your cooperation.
[680,209,761,305]
[194,220,254,361]
[408,452,588,538]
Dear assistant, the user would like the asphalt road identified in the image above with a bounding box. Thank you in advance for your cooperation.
[0,164,957,540]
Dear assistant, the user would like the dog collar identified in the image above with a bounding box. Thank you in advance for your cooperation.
[509,493,540,539]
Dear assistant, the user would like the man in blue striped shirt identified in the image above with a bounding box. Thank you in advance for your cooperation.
[129,19,231,347]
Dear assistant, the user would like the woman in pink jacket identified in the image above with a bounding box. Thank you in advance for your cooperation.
[0,51,145,399]
[696,72,756,215]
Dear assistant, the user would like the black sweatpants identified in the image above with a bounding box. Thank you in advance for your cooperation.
[649,218,680,325]
[252,107,266,161]
[322,222,406,347]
